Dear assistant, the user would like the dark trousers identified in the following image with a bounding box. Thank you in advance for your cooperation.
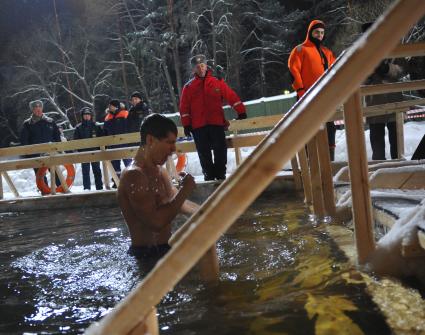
[192,125,227,180]
[82,162,103,190]
[111,159,132,177]
[326,122,336,161]
[369,122,398,160]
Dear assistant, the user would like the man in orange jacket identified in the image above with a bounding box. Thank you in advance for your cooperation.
[288,20,337,160]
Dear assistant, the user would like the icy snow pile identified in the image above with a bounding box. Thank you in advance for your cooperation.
[368,198,425,283]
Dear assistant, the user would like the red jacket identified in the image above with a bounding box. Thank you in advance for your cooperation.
[288,20,336,97]
[179,70,246,129]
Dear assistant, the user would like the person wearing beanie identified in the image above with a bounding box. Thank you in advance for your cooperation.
[128,91,153,133]
[19,99,62,194]
[179,54,247,181]
[362,22,404,160]
[73,107,104,190]
[288,19,337,161]
[103,99,131,186]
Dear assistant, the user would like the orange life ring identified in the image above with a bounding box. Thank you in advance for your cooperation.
[175,153,187,173]
[36,164,75,194]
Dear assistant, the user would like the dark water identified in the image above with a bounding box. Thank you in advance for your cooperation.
[0,191,391,335]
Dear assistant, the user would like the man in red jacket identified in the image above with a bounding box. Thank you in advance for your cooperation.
[179,54,247,181]
[288,20,337,160]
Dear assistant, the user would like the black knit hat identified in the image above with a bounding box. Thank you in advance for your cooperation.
[310,22,325,31]
[80,107,93,116]
[190,54,207,67]
[109,99,120,109]
[130,91,144,100]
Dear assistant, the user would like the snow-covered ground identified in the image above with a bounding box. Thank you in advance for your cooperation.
[2,121,424,198]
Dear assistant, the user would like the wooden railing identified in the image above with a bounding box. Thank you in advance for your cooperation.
[76,1,425,334]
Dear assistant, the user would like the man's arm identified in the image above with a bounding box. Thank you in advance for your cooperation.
[161,168,199,215]
[219,80,246,119]
[123,169,196,232]
[288,47,305,97]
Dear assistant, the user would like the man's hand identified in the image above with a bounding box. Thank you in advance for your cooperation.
[179,172,196,194]
[184,126,192,137]
[237,112,247,120]
[297,89,305,98]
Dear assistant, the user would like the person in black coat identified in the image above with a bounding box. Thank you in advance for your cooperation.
[73,107,104,190]
[127,91,153,133]
[19,100,61,193]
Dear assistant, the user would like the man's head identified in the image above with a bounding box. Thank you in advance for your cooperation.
[80,107,93,121]
[130,91,144,106]
[308,20,325,43]
[29,100,43,117]
[108,99,120,113]
[190,54,208,78]
[140,114,178,165]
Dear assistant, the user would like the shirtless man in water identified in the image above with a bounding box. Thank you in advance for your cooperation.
[117,114,199,263]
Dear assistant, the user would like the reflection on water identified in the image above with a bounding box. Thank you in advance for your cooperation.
[0,192,395,334]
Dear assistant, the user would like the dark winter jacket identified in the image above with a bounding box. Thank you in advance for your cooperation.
[365,61,405,124]
[179,69,246,129]
[103,109,129,149]
[73,120,104,152]
[20,114,61,158]
[127,102,152,133]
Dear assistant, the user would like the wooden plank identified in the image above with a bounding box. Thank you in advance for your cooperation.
[198,246,220,284]
[2,171,19,197]
[81,2,425,332]
[298,148,312,204]
[316,128,336,216]
[360,79,425,96]
[0,134,265,172]
[343,90,375,263]
[388,42,425,58]
[0,171,3,200]
[307,137,325,216]
[50,166,56,195]
[55,166,70,193]
[395,112,405,158]
[290,156,303,191]
[100,147,111,190]
[128,308,158,335]
[228,114,282,132]
[233,130,242,166]
[106,161,120,188]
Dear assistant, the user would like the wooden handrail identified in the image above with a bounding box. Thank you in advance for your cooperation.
[85,2,425,334]
[360,79,425,96]
[388,42,425,58]
[0,133,266,172]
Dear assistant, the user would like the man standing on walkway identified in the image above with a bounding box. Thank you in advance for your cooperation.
[127,91,153,133]
[179,54,247,181]
[288,20,337,160]
[73,107,104,190]
[20,100,61,193]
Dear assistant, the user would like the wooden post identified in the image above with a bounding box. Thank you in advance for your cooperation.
[290,156,303,191]
[197,245,220,283]
[297,148,312,204]
[128,308,159,335]
[316,128,336,216]
[55,166,70,193]
[100,147,111,190]
[306,137,325,216]
[396,111,405,158]
[106,161,120,188]
[0,172,3,200]
[50,166,56,195]
[2,172,19,198]
[234,130,242,166]
[343,90,375,264]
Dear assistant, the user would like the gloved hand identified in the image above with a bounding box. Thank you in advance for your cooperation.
[237,113,247,120]
[184,126,192,137]
[296,89,305,99]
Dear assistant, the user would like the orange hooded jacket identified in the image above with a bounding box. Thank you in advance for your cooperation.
[288,20,336,97]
